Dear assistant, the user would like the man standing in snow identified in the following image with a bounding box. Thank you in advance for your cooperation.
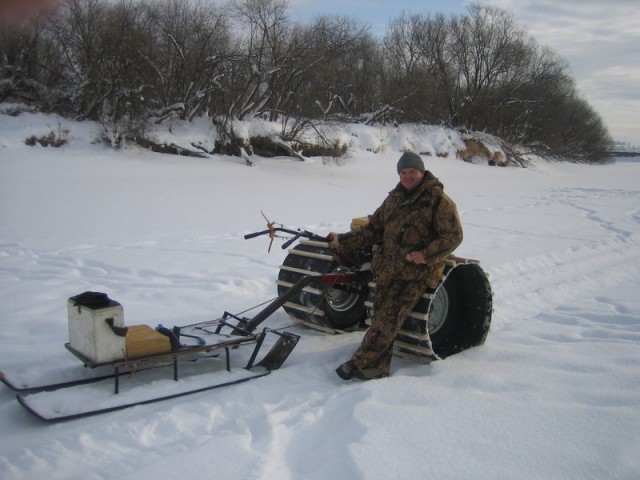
[328,152,463,380]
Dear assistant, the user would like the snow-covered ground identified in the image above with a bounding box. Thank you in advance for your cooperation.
[1,112,639,480]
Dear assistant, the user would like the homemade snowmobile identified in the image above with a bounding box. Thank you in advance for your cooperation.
[256,216,492,360]
[0,217,492,422]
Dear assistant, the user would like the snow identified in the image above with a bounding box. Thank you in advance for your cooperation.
[1,111,639,480]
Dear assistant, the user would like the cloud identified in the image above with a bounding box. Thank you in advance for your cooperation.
[476,0,640,144]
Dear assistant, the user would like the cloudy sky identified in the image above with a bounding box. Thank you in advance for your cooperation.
[289,0,640,146]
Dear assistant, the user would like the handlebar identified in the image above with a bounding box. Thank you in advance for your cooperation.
[244,227,326,249]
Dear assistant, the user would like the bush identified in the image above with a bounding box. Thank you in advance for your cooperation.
[24,129,68,147]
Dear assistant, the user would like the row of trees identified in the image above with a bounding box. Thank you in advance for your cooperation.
[0,0,612,162]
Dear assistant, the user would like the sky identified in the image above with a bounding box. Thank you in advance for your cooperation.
[288,0,640,147]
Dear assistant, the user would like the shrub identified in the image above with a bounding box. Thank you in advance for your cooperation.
[24,129,68,147]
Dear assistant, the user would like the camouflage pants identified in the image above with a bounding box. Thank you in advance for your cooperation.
[350,279,426,375]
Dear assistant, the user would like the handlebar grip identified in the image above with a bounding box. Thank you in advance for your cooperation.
[244,230,270,240]
[282,233,302,249]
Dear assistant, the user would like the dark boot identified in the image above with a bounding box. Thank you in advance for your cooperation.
[336,361,355,380]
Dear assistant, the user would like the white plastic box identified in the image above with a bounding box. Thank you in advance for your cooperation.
[68,295,126,363]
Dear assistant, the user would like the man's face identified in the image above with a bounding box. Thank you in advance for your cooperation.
[399,168,424,191]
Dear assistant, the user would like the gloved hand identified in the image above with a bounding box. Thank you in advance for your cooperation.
[325,233,340,249]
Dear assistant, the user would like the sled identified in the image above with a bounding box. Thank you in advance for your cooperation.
[1,278,317,422]
[1,269,359,422]
[5,316,299,422]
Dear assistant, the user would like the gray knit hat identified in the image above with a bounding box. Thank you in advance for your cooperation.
[397,151,425,173]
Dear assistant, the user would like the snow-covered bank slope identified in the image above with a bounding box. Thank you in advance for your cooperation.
[1,113,639,480]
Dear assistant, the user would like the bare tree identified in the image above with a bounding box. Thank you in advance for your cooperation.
[209,0,291,150]
[43,0,153,145]
[382,12,449,123]
[301,15,374,121]
[0,0,613,161]
[140,0,230,122]
[0,17,50,105]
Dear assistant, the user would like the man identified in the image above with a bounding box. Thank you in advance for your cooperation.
[328,151,463,380]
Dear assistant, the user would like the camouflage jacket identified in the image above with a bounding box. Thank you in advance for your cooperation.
[337,171,463,288]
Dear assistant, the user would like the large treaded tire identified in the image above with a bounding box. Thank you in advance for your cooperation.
[424,263,492,358]
[399,279,460,350]
[278,244,366,329]
[378,262,492,359]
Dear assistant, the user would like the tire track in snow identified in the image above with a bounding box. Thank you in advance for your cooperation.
[549,186,640,241]
[488,232,640,330]
[0,241,273,296]
[484,184,640,331]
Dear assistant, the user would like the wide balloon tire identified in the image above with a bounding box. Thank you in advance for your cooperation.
[277,243,366,329]
[424,263,492,358]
